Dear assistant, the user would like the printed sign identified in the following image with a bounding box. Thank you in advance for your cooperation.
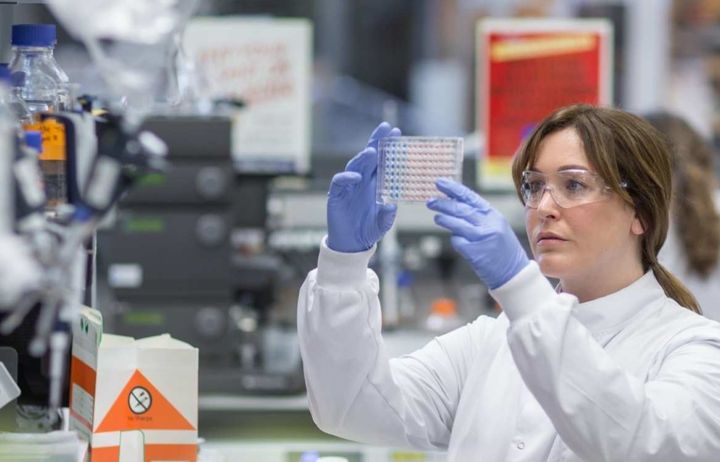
[184,17,312,174]
[97,370,193,432]
[476,19,613,188]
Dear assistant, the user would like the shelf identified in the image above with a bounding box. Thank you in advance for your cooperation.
[200,394,308,412]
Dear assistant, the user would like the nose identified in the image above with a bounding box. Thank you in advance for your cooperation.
[536,187,560,218]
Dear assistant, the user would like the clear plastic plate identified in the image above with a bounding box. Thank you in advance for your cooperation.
[377,136,464,203]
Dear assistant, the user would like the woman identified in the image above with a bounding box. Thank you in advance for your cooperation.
[297,105,720,461]
[645,112,720,320]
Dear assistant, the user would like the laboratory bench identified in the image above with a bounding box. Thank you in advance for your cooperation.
[198,408,447,462]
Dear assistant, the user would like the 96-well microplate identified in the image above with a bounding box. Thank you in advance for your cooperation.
[377,136,464,203]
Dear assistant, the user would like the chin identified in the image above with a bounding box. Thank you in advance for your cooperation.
[535,253,571,279]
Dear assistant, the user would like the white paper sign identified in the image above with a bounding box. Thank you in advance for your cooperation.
[184,17,312,173]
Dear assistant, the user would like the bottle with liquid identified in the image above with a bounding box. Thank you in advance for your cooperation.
[9,24,69,211]
[8,24,70,114]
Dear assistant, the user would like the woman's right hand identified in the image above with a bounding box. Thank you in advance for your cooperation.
[326,122,401,253]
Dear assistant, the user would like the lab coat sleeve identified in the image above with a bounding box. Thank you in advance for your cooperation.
[297,237,492,450]
[491,262,720,461]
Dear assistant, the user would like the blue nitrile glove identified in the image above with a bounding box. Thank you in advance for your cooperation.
[427,178,529,289]
[326,122,401,253]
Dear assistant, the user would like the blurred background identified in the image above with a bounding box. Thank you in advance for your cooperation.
[16,0,720,153]
[1,1,719,461]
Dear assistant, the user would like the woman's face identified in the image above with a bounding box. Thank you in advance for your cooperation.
[524,127,645,296]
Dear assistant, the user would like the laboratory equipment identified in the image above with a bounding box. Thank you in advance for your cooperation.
[0,109,167,429]
[98,115,303,395]
[8,24,70,114]
[9,24,73,211]
[0,72,43,314]
[377,136,464,203]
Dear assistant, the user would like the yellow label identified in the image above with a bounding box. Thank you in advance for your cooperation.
[24,118,66,161]
[491,34,595,62]
[484,157,513,176]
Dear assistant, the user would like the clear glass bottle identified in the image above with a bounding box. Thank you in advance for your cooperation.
[9,24,69,211]
[10,24,69,113]
[8,24,68,114]
[0,64,32,126]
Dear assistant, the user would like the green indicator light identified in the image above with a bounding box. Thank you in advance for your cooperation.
[123,311,165,326]
[124,217,165,233]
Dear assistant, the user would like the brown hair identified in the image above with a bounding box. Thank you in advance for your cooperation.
[511,104,701,313]
[644,113,720,278]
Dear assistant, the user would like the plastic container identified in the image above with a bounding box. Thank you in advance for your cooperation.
[8,24,70,114]
[377,136,464,203]
[424,297,463,334]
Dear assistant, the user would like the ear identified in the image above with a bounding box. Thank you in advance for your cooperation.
[631,215,645,236]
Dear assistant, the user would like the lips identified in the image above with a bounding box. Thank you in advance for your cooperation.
[536,231,566,244]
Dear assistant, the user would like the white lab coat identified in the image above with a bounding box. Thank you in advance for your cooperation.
[298,238,720,462]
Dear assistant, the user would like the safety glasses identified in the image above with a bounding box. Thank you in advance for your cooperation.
[520,169,620,209]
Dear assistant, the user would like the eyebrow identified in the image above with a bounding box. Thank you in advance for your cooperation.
[527,165,591,173]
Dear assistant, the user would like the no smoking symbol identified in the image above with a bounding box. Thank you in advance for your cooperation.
[128,386,152,414]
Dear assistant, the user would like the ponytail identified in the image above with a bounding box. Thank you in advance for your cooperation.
[650,261,702,314]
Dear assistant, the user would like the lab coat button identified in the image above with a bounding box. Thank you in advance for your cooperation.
[517,441,525,450]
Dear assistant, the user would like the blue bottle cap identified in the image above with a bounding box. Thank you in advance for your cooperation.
[397,270,415,287]
[11,24,57,47]
[24,131,43,153]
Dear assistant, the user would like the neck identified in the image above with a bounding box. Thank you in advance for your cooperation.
[560,260,646,303]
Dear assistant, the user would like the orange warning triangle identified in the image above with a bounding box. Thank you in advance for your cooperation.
[96,370,195,432]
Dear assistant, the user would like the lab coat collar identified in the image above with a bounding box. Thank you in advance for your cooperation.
[570,270,665,341]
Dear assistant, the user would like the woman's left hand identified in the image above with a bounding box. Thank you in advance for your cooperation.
[427,178,529,289]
